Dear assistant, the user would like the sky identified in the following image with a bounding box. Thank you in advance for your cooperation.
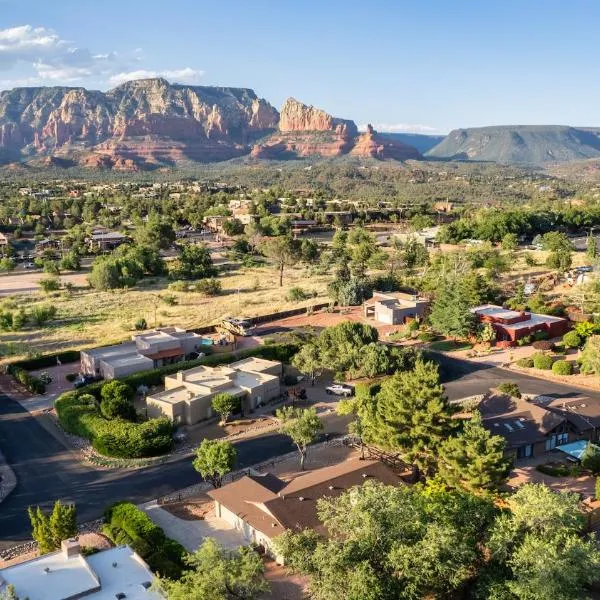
[1,0,599,134]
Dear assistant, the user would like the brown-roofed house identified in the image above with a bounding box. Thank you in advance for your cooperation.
[207,458,402,563]
[479,393,600,460]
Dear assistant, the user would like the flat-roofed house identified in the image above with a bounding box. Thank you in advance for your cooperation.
[80,327,205,380]
[146,358,282,425]
[471,304,568,343]
[87,230,129,251]
[364,290,428,325]
[207,458,402,563]
[0,539,159,600]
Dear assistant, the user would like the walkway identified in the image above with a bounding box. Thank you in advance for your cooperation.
[140,501,246,552]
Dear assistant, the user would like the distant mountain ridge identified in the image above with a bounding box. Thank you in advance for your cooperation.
[426,125,600,165]
[379,132,445,154]
[0,80,420,169]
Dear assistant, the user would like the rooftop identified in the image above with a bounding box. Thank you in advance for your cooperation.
[471,304,565,328]
[102,353,154,370]
[208,458,402,539]
[229,357,282,373]
[0,545,158,600]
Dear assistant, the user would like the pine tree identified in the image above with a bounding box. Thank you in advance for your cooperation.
[429,279,477,339]
[366,359,455,474]
[587,232,598,261]
[28,505,55,554]
[49,500,77,547]
[437,411,512,495]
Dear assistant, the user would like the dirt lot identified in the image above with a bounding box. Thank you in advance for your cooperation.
[0,271,89,296]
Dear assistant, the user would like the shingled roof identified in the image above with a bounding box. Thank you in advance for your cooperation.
[208,458,401,538]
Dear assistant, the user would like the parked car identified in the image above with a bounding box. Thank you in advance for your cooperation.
[24,262,36,269]
[325,383,354,397]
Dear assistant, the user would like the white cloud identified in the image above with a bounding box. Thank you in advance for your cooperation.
[107,67,205,88]
[0,25,204,89]
[359,122,446,135]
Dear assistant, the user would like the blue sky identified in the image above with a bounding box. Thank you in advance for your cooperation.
[1,0,599,133]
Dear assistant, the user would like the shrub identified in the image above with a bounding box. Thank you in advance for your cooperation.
[516,357,534,368]
[30,304,58,326]
[582,445,600,475]
[552,360,573,376]
[596,476,600,501]
[194,278,222,296]
[533,353,553,370]
[134,318,147,331]
[65,373,78,382]
[563,331,582,349]
[498,382,521,398]
[532,340,554,351]
[39,276,60,293]
[103,502,186,579]
[536,463,570,477]
[533,330,550,341]
[286,286,311,302]
[516,335,532,346]
[55,392,172,458]
[13,367,46,394]
[418,331,437,343]
[168,280,189,292]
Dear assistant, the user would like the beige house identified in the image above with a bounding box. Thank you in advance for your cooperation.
[208,458,401,563]
[80,327,206,380]
[146,357,282,425]
[364,291,428,325]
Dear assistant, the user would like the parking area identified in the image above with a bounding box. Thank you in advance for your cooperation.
[30,362,78,397]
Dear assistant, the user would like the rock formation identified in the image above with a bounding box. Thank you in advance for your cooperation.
[0,80,421,167]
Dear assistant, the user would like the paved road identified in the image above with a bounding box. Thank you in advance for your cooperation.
[1,354,598,546]
[0,394,347,547]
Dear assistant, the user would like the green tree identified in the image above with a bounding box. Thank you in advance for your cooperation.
[158,539,268,600]
[88,257,121,290]
[28,500,77,554]
[291,343,322,381]
[437,411,512,495]
[100,381,136,421]
[173,243,216,280]
[579,335,600,375]
[192,439,237,488]
[276,482,496,600]
[429,279,477,339]
[211,392,239,424]
[135,213,175,250]
[367,359,455,474]
[501,232,519,251]
[260,235,300,287]
[276,406,323,470]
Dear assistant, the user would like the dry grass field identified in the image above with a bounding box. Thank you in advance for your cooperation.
[0,264,332,361]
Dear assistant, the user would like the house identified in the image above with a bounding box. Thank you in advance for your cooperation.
[87,230,129,251]
[0,539,159,600]
[471,304,568,343]
[80,327,206,379]
[207,458,402,562]
[478,393,600,460]
[363,290,428,325]
[146,357,282,425]
[0,232,8,248]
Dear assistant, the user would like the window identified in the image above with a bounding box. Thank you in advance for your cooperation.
[545,435,557,451]
[557,432,568,445]
[517,444,533,459]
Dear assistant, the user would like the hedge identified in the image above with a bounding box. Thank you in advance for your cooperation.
[516,357,534,368]
[11,367,46,394]
[533,353,553,370]
[532,340,554,351]
[563,331,582,349]
[55,392,173,458]
[82,342,300,397]
[103,502,186,580]
[8,350,80,372]
[552,360,573,375]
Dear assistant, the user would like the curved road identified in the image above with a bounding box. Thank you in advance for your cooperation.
[2,354,600,547]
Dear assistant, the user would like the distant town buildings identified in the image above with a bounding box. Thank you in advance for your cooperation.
[146,357,282,425]
[80,327,207,380]
[0,540,158,600]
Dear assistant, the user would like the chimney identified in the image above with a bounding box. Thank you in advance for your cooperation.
[61,538,80,559]
[177,371,185,382]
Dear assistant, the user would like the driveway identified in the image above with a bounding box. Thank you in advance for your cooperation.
[141,502,246,551]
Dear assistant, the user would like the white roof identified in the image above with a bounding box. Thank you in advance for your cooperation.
[0,545,159,600]
[102,353,154,369]
[229,357,282,373]
[471,304,565,330]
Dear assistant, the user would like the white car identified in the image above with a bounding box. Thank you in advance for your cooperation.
[325,383,354,397]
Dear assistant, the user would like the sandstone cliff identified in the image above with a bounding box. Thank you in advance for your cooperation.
[350,124,421,160]
[0,78,278,167]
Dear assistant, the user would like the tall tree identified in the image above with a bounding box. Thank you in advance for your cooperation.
[28,500,77,554]
[260,235,300,287]
[367,359,455,474]
[429,278,477,339]
[158,539,268,600]
[587,232,598,260]
[192,439,237,488]
[437,411,512,495]
[276,407,323,470]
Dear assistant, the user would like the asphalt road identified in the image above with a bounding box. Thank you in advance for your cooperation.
[1,354,599,546]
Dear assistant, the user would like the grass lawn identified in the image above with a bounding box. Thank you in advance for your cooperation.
[428,340,473,352]
[0,264,332,362]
